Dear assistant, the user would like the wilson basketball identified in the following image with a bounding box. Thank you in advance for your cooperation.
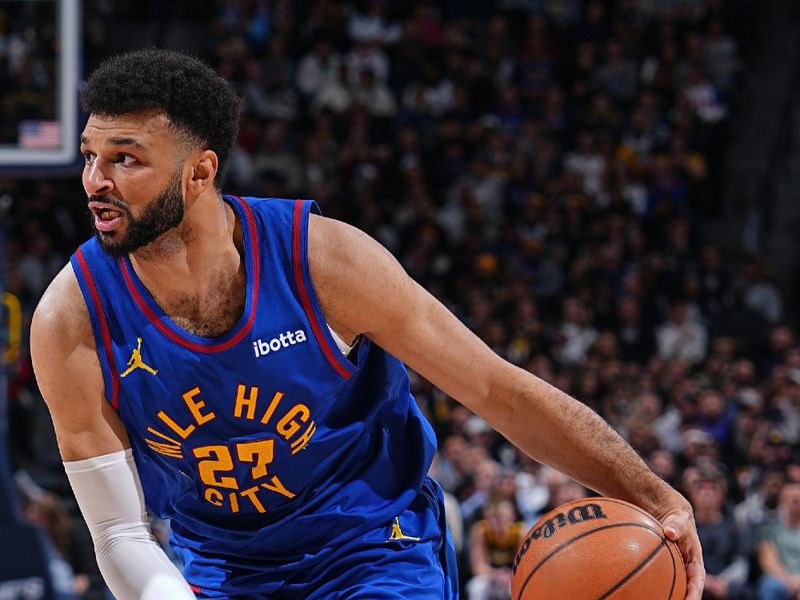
[511,497,687,600]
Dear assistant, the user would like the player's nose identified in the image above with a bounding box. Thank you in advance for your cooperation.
[83,160,115,196]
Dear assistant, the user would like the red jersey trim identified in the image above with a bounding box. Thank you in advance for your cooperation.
[75,249,121,410]
[291,200,353,379]
[119,196,260,353]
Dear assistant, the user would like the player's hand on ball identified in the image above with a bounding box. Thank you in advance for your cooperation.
[654,497,705,600]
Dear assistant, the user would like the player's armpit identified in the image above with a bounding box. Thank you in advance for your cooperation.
[30,263,130,461]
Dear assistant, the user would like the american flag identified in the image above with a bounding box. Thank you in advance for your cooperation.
[18,120,61,149]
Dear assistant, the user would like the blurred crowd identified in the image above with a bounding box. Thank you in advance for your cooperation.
[5,1,800,599]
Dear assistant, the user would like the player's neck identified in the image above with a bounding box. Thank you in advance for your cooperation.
[128,191,243,301]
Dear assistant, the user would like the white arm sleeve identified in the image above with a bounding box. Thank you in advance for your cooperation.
[63,449,195,600]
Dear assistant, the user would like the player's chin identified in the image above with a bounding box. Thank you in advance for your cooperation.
[96,229,122,244]
[96,230,132,258]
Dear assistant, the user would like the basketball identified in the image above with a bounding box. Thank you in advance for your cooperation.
[511,497,687,600]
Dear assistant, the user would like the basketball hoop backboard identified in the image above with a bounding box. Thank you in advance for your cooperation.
[0,0,81,173]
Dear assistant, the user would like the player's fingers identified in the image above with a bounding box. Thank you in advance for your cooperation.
[663,524,679,539]
[683,556,706,600]
[661,509,690,540]
[661,514,705,600]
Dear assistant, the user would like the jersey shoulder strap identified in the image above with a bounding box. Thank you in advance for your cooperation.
[70,238,125,409]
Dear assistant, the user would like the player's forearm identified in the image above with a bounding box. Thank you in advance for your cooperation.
[93,526,196,600]
[64,450,195,600]
[487,365,680,515]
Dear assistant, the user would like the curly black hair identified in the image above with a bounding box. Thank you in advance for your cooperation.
[81,48,240,189]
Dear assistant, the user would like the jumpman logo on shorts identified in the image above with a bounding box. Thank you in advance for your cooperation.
[388,516,420,541]
[120,337,158,377]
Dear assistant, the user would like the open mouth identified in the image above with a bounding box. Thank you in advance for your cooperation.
[89,201,125,232]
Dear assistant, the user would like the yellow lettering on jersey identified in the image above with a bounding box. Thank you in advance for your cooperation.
[276,403,310,439]
[193,445,239,489]
[290,422,316,455]
[240,486,266,513]
[236,439,274,480]
[234,385,259,420]
[146,426,182,446]
[157,410,196,439]
[145,439,183,458]
[203,488,243,514]
[183,387,215,426]
[261,475,296,499]
[205,488,223,507]
[259,391,284,425]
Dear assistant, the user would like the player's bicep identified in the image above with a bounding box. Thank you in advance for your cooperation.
[309,215,503,410]
[367,278,502,409]
[30,267,129,461]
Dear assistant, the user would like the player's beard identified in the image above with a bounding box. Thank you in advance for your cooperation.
[92,168,184,258]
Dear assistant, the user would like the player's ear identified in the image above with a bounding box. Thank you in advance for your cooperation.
[187,149,218,195]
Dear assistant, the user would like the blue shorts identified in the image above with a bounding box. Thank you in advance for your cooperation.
[186,477,459,599]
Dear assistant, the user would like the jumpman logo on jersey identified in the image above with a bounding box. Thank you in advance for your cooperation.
[120,337,158,378]
[388,516,420,541]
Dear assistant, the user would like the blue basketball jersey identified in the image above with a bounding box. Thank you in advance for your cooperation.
[70,197,438,586]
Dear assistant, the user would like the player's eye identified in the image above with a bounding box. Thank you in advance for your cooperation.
[115,153,137,165]
[82,151,95,164]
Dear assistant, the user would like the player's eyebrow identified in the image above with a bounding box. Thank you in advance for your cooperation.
[79,134,149,151]
[107,136,148,150]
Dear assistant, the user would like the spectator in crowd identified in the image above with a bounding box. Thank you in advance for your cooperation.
[467,498,526,600]
[564,130,607,201]
[696,390,735,453]
[21,490,87,600]
[594,38,638,104]
[295,34,342,100]
[689,466,751,599]
[734,469,786,535]
[613,294,657,363]
[311,62,354,114]
[756,483,800,600]
[461,457,501,524]
[555,297,598,366]
[656,298,708,366]
[739,258,785,325]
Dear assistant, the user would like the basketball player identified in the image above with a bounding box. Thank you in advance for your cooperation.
[30,49,705,599]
